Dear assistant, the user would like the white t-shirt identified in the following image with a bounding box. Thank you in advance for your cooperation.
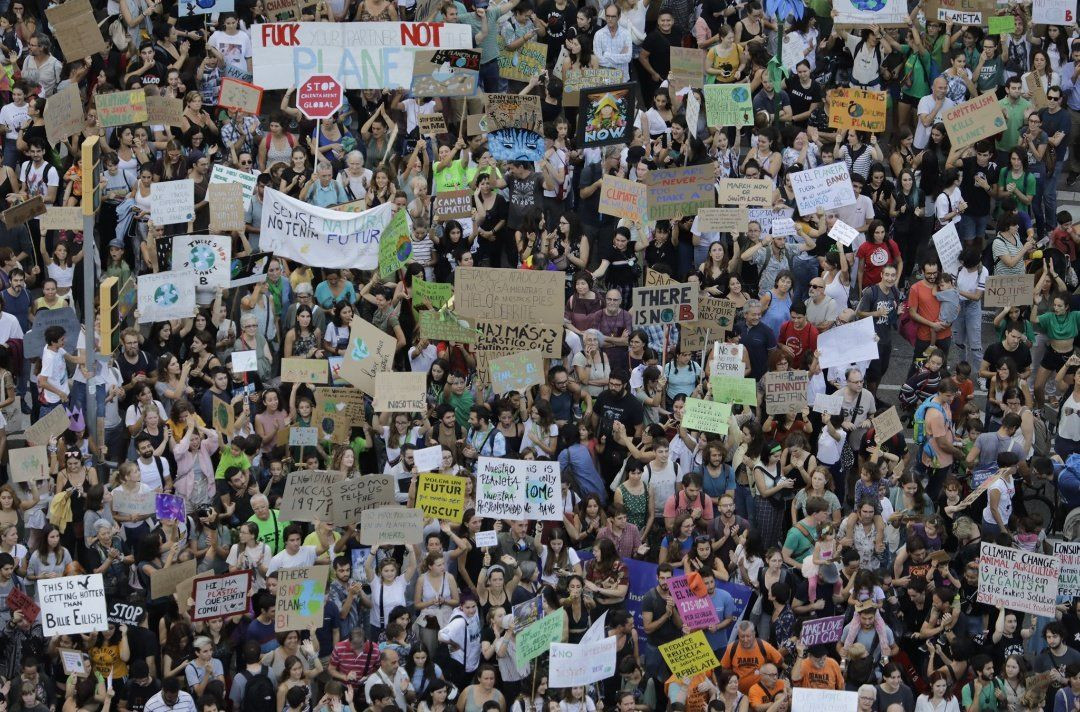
[39,346,68,403]
[208,29,252,74]
[982,475,1015,526]
[0,311,24,344]
[137,456,171,491]
[914,94,955,150]
[0,102,29,141]
[267,544,317,574]
[539,547,581,586]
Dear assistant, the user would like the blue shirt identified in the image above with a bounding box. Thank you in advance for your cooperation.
[702,463,736,500]
[704,586,737,649]
[736,321,777,380]
[1061,61,1080,111]
[558,444,607,505]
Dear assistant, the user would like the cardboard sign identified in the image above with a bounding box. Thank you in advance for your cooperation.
[155,493,185,521]
[3,196,46,229]
[1055,542,1080,598]
[682,397,732,434]
[800,615,845,646]
[984,273,1035,308]
[716,178,773,207]
[698,297,737,333]
[762,370,809,415]
[418,112,447,136]
[711,376,757,406]
[563,68,623,107]
[145,95,184,126]
[631,282,700,327]
[24,307,81,360]
[827,88,888,133]
[279,470,339,522]
[577,83,636,148]
[599,175,647,223]
[411,49,480,97]
[217,77,264,114]
[455,267,564,324]
[211,163,257,211]
[8,445,48,483]
[24,404,71,446]
[872,406,903,444]
[280,357,328,384]
[515,607,567,666]
[658,630,720,679]
[498,37,548,82]
[432,190,473,220]
[485,93,543,133]
[549,637,618,688]
[669,47,705,89]
[414,445,443,473]
[44,84,85,147]
[110,487,156,516]
[373,371,427,412]
[645,164,715,220]
[790,163,856,213]
[987,14,1016,33]
[943,92,1006,159]
[932,221,962,276]
[150,179,195,226]
[703,84,754,128]
[416,473,467,522]
[46,0,107,60]
[697,207,749,233]
[338,315,397,394]
[192,571,251,621]
[813,392,845,415]
[668,575,720,630]
[1033,0,1073,23]
[275,565,328,631]
[208,184,245,233]
[149,558,196,599]
[329,475,397,526]
[38,574,108,636]
[977,542,1059,617]
[96,89,149,128]
[792,689,858,712]
[40,206,83,232]
[288,427,318,448]
[818,317,879,370]
[359,506,423,545]
[7,587,40,623]
[476,457,563,521]
[489,349,544,395]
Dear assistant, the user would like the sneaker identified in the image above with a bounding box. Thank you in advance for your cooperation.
[1068,173,1079,186]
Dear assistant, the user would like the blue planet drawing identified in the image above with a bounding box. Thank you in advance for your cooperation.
[190,245,216,271]
[154,284,180,307]
[850,0,887,10]
[731,87,750,103]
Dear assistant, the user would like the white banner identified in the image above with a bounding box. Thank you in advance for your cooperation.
[549,637,618,687]
[253,22,475,89]
[476,457,563,521]
[1055,541,1080,598]
[833,0,908,24]
[172,235,231,288]
[150,179,194,226]
[137,270,196,323]
[932,222,962,276]
[792,689,858,712]
[818,317,878,370]
[978,542,1059,617]
[38,574,108,636]
[789,163,856,214]
[261,188,399,270]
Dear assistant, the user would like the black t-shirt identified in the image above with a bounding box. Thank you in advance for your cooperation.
[896,596,930,638]
[537,0,577,63]
[641,587,682,645]
[505,172,544,225]
[645,240,677,274]
[601,241,637,287]
[126,625,161,672]
[593,389,644,441]
[982,340,1032,376]
[641,29,675,78]
[959,156,998,218]
[117,350,155,410]
[137,61,169,88]
[127,679,161,712]
[785,77,822,123]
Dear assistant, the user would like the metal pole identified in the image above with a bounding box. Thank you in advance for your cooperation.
[83,212,97,447]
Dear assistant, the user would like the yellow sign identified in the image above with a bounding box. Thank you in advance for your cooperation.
[827,88,888,133]
[416,473,467,523]
[658,630,720,678]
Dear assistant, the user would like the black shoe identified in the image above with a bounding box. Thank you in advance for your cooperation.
[1068,173,1079,186]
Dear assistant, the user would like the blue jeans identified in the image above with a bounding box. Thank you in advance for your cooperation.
[1030,163,1048,237]
[953,299,983,369]
[791,256,820,307]
[957,213,990,242]
[39,400,63,418]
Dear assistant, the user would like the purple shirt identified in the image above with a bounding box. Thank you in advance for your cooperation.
[585,308,633,371]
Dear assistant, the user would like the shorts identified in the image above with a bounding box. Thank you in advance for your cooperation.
[899,94,920,107]
[1041,348,1072,371]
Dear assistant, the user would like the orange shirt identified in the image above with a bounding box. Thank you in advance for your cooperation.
[665,671,717,712]
[793,657,844,690]
[720,640,784,693]
[908,279,952,342]
[748,679,788,710]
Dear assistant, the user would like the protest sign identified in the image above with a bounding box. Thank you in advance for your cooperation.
[658,631,719,678]
[476,457,563,521]
[38,574,108,636]
[253,22,474,90]
[943,92,1005,159]
[873,406,903,444]
[549,637,618,688]
[828,219,860,247]
[581,612,608,644]
[289,427,318,447]
[416,473,467,522]
[46,0,107,60]
[827,88,888,133]
[812,392,845,415]
[762,370,809,415]
[329,475,397,525]
[646,164,715,220]
[711,376,757,406]
[563,68,623,107]
[988,14,1016,33]
[261,188,396,271]
[60,650,90,677]
[668,575,720,630]
[927,0,995,24]
[685,91,701,137]
[578,84,636,148]
[489,350,544,395]
[145,95,183,126]
[231,350,257,374]
[703,84,754,127]
[771,217,796,237]
[669,47,705,89]
[413,277,453,308]
[97,89,148,128]
[172,235,231,288]
[1033,0,1073,23]
[716,178,773,207]
[432,190,473,220]
[485,93,543,133]
[24,405,71,446]
[40,206,83,232]
[210,164,258,210]
[792,689,858,712]
[338,315,396,393]
[712,343,746,376]
[599,175,648,223]
[150,558,196,599]
[8,445,48,483]
[7,587,39,623]
[697,207,749,233]
[275,565,329,631]
[790,163,856,213]
[359,506,424,545]
[110,488,156,517]
[156,493,185,521]
[420,310,478,345]
[411,49,480,96]
[682,397,732,434]
[455,267,563,324]
[984,273,1035,308]
[179,0,234,15]
[631,282,700,326]
[107,598,146,626]
[414,445,443,473]
[230,251,273,288]
[281,357,329,383]
[1056,542,1080,598]
[45,84,85,147]
[977,542,1059,617]
[373,372,427,412]
[378,207,413,278]
[697,297,737,333]
[498,37,548,82]
[932,222,962,275]
[646,269,675,286]
[832,0,907,24]
[417,112,447,137]
[150,179,195,226]
[208,184,246,233]
[475,530,498,548]
[800,615,845,645]
[218,77,264,114]
[2,196,46,229]
[515,607,567,666]
[24,307,80,360]
[192,572,251,622]
[279,470,338,521]
[818,318,878,370]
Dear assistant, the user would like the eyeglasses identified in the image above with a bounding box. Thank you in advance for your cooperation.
[809,284,823,289]
[1048,95,1062,100]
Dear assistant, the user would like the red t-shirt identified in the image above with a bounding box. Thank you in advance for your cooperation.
[777,321,819,369]
[856,239,901,287]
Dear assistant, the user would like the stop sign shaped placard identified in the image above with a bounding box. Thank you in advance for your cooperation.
[297,75,343,120]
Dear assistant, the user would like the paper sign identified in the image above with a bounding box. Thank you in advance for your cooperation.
[412,278,453,309]
[60,650,89,676]
[1033,0,1073,23]
[812,392,845,415]
[682,397,732,434]
[599,174,647,223]
[801,615,845,645]
[208,184,245,233]
[668,575,720,630]
[150,179,195,226]
[40,206,84,232]
[792,689,858,712]
[703,84,754,128]
[155,493,185,521]
[984,273,1034,308]
[211,164,258,210]
[515,607,567,666]
[8,445,48,483]
[943,93,1005,159]
[279,470,338,522]
[339,315,397,394]
[763,370,809,415]
[432,190,473,220]
[818,317,878,370]
[712,343,745,376]
[281,357,328,383]
[977,542,1059,617]
[833,0,907,24]
[932,222,962,276]
[413,445,443,473]
[329,475,397,526]
[373,371,427,412]
[173,234,231,288]
[489,349,544,395]
[1055,542,1080,597]
[988,14,1016,33]
[790,163,856,213]
[192,571,251,621]
[3,196,46,229]
[416,473,467,522]
[44,84,84,147]
[475,530,498,548]
[645,164,715,220]
[275,565,328,631]
[359,506,423,545]
[24,405,72,446]
[46,0,107,60]
[418,112,447,136]
[7,587,40,623]
[455,267,564,324]
[872,406,903,444]
[658,630,720,678]
[828,219,860,247]
[145,95,184,126]
[716,178,773,207]
[711,376,757,406]
[697,207,749,233]
[231,350,257,373]
[927,0,995,24]
[110,489,156,517]
[631,282,700,327]
[476,457,563,521]
[288,427,318,447]
[549,637,618,688]
[218,77,264,114]
[97,89,148,128]
[38,574,108,636]
[827,88,888,133]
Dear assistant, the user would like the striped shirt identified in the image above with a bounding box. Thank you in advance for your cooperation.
[330,639,380,690]
[144,691,197,712]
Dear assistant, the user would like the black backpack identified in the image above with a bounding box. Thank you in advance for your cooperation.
[240,666,275,712]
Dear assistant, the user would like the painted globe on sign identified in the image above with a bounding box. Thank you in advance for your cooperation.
[154,284,179,306]
[850,0,886,10]
[190,245,216,272]
[731,86,750,103]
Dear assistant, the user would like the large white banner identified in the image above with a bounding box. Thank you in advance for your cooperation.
[261,188,399,270]
[476,457,563,521]
[833,0,908,24]
[1033,0,1073,24]
[789,163,856,214]
[172,235,231,288]
[253,22,474,90]
[137,270,196,323]
[38,574,108,636]
[549,637,618,687]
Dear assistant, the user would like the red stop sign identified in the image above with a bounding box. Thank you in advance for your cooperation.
[297,75,343,120]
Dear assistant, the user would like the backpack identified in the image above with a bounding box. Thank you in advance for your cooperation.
[912,396,947,463]
[240,666,275,712]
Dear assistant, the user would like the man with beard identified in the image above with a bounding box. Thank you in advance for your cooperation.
[907,257,951,373]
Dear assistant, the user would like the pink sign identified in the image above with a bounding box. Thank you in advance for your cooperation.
[668,574,720,631]
[800,615,845,646]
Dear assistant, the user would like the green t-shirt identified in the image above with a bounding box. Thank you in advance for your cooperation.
[215,450,251,480]
[433,159,468,195]
[997,97,1032,151]
[248,510,291,554]
[997,168,1036,215]
[782,521,818,564]
[901,47,931,99]
[1036,310,1080,340]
